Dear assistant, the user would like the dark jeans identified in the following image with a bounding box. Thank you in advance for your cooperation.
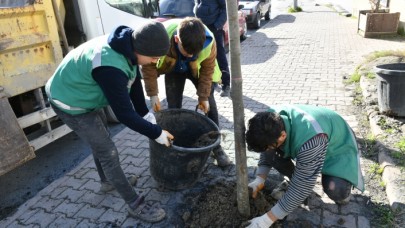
[207,25,230,88]
[265,150,352,202]
[165,71,219,126]
[52,105,138,204]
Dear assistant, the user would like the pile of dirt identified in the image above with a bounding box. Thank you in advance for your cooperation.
[180,180,316,228]
[182,181,277,227]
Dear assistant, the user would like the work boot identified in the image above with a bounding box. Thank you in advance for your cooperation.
[99,175,138,193]
[220,86,230,97]
[128,195,166,223]
[212,146,232,167]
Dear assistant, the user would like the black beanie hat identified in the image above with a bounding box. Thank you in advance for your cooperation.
[132,21,170,57]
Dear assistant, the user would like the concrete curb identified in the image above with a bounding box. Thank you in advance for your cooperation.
[360,75,405,211]
[332,4,352,17]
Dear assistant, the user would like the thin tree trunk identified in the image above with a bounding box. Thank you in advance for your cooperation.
[225,0,250,217]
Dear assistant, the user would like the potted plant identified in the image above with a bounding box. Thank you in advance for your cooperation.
[357,0,400,38]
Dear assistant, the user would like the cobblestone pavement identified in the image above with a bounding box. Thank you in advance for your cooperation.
[1,0,405,227]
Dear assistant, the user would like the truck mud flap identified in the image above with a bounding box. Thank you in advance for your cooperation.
[0,96,35,176]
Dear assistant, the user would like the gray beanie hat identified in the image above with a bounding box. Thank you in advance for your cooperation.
[132,21,170,57]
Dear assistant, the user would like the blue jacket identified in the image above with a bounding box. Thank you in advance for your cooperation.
[194,0,227,29]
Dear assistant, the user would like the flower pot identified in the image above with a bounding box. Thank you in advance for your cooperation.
[374,63,405,116]
[358,10,400,38]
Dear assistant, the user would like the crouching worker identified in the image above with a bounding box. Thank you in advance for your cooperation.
[45,21,173,223]
[245,105,364,227]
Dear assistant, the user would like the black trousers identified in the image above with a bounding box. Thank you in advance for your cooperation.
[207,25,230,88]
[165,71,219,126]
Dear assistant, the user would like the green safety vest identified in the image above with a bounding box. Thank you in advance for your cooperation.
[158,19,222,82]
[269,105,364,191]
[45,35,137,114]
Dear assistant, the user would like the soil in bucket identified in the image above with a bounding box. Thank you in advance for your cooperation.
[150,109,221,190]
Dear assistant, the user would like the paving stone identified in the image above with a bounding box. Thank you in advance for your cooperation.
[47,213,82,228]
[59,176,89,190]
[77,191,106,207]
[53,200,85,217]
[125,164,148,178]
[80,179,102,193]
[76,218,99,228]
[98,208,127,226]
[98,195,126,212]
[339,201,363,215]
[31,196,63,213]
[13,208,40,224]
[76,204,106,220]
[323,202,339,214]
[121,154,146,167]
[72,167,92,179]
[56,187,84,202]
[80,168,99,181]
[121,217,152,228]
[286,208,321,225]
[25,209,58,227]
[49,186,69,199]
[146,189,173,205]
[323,210,356,227]
[357,215,371,228]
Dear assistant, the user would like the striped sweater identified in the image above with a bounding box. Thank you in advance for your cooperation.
[257,134,328,219]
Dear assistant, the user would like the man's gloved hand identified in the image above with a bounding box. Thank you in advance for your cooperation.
[155,130,174,147]
[198,100,209,113]
[143,112,157,124]
[246,213,273,228]
[248,176,265,198]
[150,96,161,112]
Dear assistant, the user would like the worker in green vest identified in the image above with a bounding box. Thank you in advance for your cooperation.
[142,17,231,167]
[245,105,364,227]
[46,21,173,223]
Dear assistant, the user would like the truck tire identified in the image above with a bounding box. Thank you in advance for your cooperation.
[252,13,260,29]
[265,9,270,20]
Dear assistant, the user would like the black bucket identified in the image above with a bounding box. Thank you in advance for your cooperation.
[374,63,405,116]
[149,109,221,190]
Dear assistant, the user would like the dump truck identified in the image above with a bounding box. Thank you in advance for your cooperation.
[0,0,159,176]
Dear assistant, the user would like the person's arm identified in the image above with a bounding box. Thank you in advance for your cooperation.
[214,0,227,29]
[92,66,161,139]
[196,41,217,102]
[256,149,276,177]
[270,134,328,220]
[141,62,159,97]
[129,75,149,117]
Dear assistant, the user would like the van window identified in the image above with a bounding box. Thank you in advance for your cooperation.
[104,0,158,18]
[0,0,34,8]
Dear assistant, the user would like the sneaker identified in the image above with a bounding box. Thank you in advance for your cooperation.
[212,146,232,167]
[128,196,166,223]
[99,175,138,193]
[270,180,289,200]
[220,86,230,97]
